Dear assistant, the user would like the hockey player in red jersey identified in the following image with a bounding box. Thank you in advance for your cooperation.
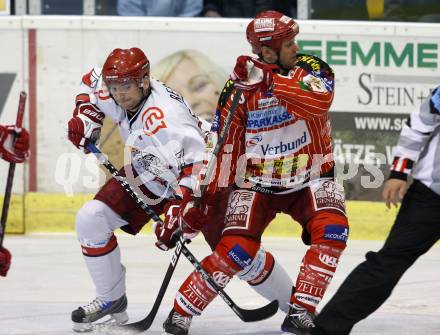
[0,124,30,277]
[161,11,349,335]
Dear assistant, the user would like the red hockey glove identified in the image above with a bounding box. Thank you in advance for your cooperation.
[0,246,12,277]
[231,55,251,82]
[0,125,30,163]
[154,202,180,251]
[179,200,207,240]
[67,103,104,152]
[231,55,279,92]
[154,187,194,250]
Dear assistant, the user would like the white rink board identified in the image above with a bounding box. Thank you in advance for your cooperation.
[0,234,439,334]
[0,17,439,193]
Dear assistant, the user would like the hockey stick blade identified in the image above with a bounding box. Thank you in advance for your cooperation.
[181,244,279,322]
[233,299,279,323]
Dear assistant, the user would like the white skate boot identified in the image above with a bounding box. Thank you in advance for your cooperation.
[71,294,128,332]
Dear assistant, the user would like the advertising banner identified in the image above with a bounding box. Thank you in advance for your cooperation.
[0,17,439,200]
[300,31,439,199]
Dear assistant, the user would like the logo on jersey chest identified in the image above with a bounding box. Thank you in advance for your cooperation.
[246,120,311,158]
[142,106,167,136]
[247,106,293,130]
[257,96,279,109]
[246,135,263,147]
[261,132,308,155]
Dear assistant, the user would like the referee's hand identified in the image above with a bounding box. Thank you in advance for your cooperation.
[382,179,408,209]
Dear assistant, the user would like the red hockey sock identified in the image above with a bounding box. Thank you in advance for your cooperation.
[292,212,348,312]
[174,235,260,316]
[292,244,343,312]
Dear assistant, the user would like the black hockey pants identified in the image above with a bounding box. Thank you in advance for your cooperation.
[313,181,440,335]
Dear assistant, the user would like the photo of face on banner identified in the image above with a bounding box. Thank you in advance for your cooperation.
[152,49,228,122]
[0,0,10,15]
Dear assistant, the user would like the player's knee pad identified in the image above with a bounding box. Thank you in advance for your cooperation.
[308,211,349,250]
[216,235,261,273]
[75,200,118,257]
[235,244,267,282]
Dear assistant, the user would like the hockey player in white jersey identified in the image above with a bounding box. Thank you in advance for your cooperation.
[67,47,293,332]
[67,47,210,331]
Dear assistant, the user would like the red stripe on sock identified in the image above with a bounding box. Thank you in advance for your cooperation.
[81,235,118,257]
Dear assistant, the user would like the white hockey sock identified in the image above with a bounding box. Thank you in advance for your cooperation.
[249,259,293,313]
[76,200,129,302]
[83,246,126,302]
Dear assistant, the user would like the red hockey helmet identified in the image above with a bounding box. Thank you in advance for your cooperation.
[102,47,150,84]
[246,11,299,54]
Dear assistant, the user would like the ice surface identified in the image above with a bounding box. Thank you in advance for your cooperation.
[1,234,439,334]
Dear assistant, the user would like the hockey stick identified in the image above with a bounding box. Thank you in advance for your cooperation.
[86,142,278,330]
[180,240,279,322]
[0,91,27,247]
[194,88,242,207]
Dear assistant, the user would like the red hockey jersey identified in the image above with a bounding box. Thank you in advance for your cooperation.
[204,61,335,195]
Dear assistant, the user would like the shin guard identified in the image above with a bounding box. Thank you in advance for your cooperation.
[292,212,348,312]
[174,235,260,316]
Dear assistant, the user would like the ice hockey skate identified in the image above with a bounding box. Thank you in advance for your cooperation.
[162,308,193,335]
[281,303,315,335]
[71,294,128,332]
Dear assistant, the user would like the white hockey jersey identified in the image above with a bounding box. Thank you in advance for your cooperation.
[390,85,440,195]
[77,67,210,200]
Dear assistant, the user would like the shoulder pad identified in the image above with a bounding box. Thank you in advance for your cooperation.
[295,54,334,80]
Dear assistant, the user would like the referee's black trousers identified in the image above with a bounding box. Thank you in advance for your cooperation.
[313,181,440,335]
